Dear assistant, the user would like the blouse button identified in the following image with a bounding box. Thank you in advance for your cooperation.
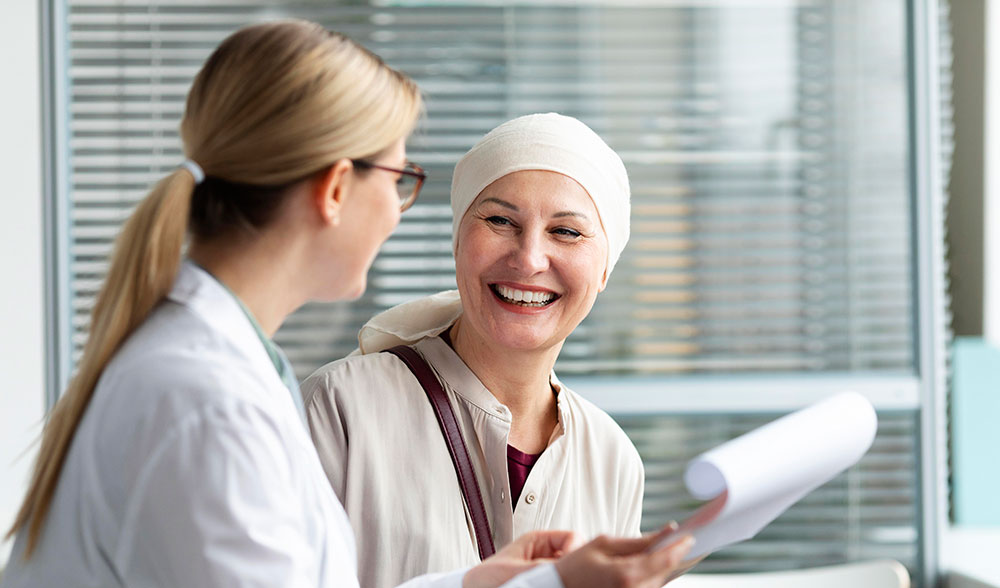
[500,489,506,503]
[525,492,537,505]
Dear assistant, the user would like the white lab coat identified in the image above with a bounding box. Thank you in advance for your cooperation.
[0,262,560,588]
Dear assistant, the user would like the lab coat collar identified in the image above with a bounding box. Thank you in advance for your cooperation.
[167,261,283,392]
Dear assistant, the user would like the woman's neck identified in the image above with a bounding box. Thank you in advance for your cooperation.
[449,317,561,452]
[188,233,308,337]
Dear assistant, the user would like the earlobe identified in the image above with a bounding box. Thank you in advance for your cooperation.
[315,159,353,226]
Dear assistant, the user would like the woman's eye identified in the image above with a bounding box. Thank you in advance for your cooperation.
[553,227,582,238]
[486,216,512,226]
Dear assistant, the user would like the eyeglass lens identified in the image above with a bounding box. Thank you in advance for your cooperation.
[397,173,417,205]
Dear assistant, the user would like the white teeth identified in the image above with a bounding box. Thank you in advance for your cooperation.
[495,284,555,306]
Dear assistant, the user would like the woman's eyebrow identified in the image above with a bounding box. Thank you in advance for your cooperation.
[481,197,519,211]
[553,211,590,221]
[481,197,591,223]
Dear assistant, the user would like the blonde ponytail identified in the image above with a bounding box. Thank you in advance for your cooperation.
[8,19,421,558]
[8,170,194,556]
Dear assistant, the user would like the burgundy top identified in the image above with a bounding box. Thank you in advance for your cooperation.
[438,327,545,508]
[507,445,542,507]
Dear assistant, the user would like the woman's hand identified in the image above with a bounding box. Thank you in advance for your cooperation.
[463,524,696,588]
[553,525,695,588]
[463,529,578,588]
[663,553,707,584]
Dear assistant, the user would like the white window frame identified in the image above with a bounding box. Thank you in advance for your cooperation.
[37,0,951,584]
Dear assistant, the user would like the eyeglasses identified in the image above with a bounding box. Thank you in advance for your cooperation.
[351,159,426,212]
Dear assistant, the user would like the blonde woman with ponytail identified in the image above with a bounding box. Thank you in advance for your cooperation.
[1,20,693,588]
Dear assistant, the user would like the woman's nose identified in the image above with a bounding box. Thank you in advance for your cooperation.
[508,231,550,274]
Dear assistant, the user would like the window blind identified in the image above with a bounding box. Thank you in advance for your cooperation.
[59,1,951,585]
[625,411,920,572]
[66,1,917,377]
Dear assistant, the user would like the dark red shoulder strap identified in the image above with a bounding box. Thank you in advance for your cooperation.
[383,345,496,560]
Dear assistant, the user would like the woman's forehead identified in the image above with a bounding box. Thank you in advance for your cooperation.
[473,170,597,215]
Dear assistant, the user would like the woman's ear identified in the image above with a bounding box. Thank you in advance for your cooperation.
[313,159,354,226]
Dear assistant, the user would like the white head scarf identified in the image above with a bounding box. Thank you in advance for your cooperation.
[357,113,630,354]
[451,112,630,276]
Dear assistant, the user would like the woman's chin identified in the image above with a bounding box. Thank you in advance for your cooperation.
[484,325,558,353]
[475,300,568,351]
[344,279,367,301]
[315,276,366,303]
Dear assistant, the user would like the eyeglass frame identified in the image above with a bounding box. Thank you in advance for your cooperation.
[350,159,426,211]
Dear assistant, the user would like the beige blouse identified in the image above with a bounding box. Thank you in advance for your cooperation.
[302,335,645,588]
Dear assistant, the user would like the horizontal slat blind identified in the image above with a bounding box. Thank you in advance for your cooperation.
[66,0,916,377]
[619,411,919,573]
[61,1,940,585]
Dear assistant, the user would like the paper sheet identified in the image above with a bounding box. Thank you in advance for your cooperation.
[654,391,878,559]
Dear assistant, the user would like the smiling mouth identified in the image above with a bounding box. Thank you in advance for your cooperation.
[490,284,560,308]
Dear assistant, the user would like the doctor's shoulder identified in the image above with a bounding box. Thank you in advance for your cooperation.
[94,301,278,432]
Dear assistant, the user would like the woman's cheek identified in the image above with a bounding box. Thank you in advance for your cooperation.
[467,226,497,256]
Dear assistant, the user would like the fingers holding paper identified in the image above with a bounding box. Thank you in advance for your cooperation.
[462,524,697,588]
[553,524,696,588]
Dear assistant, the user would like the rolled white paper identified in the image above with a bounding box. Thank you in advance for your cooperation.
[658,391,878,559]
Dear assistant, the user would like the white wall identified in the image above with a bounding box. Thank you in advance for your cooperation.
[0,0,46,566]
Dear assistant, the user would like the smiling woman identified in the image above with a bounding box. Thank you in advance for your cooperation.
[302,113,643,588]
[454,171,609,361]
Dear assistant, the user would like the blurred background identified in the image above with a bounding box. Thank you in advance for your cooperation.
[2,0,997,586]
